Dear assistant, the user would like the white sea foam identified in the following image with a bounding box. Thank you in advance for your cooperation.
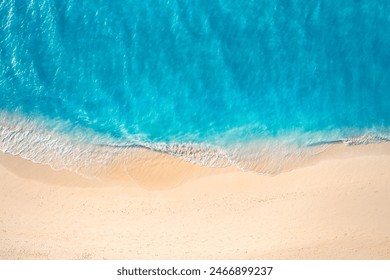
[0,111,389,177]
[0,112,230,176]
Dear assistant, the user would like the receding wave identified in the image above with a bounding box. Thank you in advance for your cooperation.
[1,112,389,178]
[0,112,231,177]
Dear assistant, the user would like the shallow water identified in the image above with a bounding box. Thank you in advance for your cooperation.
[0,1,389,174]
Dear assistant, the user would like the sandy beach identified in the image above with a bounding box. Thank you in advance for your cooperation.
[0,143,389,259]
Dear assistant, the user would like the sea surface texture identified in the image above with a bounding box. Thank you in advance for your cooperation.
[1,0,389,174]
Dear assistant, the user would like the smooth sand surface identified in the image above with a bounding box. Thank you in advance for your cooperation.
[0,143,389,259]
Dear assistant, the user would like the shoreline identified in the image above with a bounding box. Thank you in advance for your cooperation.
[0,142,389,259]
[2,110,390,180]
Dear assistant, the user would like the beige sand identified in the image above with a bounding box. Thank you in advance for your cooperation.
[0,143,389,259]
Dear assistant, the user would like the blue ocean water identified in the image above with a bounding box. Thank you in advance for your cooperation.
[0,0,389,173]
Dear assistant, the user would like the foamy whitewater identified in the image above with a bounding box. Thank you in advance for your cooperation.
[0,1,389,175]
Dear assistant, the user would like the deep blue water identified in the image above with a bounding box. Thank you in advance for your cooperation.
[0,0,390,171]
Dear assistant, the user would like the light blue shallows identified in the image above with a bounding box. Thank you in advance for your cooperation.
[0,1,389,172]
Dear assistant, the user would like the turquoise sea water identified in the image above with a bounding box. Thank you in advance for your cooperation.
[0,1,389,173]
